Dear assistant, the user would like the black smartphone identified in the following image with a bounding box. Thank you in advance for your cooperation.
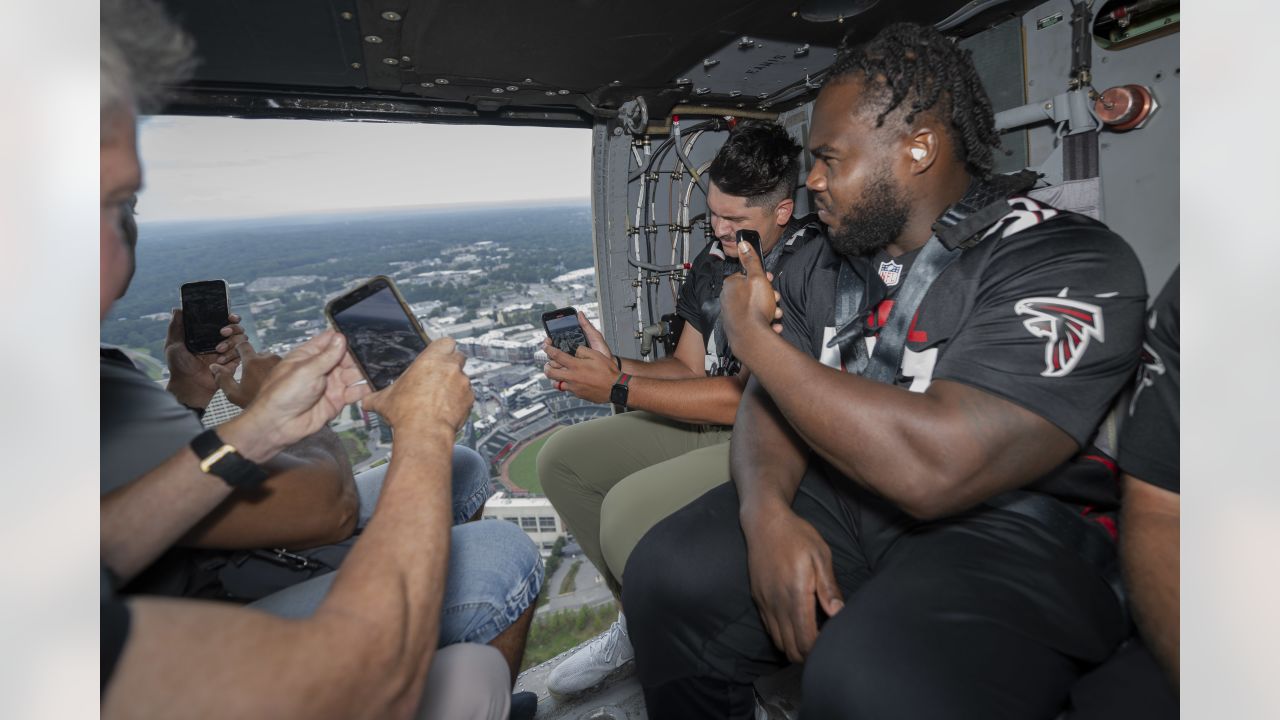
[325,276,430,391]
[542,307,587,356]
[735,229,763,259]
[180,279,230,354]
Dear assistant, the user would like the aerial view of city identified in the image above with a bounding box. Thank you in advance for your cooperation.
[102,202,621,667]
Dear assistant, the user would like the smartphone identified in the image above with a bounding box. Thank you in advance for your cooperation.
[736,229,763,259]
[542,307,587,356]
[325,276,430,391]
[180,280,230,354]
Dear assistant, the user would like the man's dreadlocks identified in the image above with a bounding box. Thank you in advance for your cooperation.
[827,23,1000,179]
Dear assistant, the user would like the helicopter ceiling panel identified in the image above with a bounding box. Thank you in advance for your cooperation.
[159,0,1042,125]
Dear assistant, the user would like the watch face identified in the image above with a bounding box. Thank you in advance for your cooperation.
[610,382,629,408]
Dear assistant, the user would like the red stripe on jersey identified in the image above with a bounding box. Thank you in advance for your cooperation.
[866,300,928,343]
[1094,515,1118,540]
[1037,304,1095,321]
[1083,454,1119,474]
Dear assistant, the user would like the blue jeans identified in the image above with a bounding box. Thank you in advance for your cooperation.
[249,445,544,646]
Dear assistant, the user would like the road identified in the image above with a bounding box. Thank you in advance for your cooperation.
[537,554,615,616]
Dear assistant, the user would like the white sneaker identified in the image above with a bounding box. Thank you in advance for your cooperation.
[546,612,635,696]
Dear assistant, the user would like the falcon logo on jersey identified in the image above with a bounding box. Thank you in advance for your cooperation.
[1128,339,1166,415]
[981,197,1060,241]
[1014,295,1105,377]
[878,260,903,287]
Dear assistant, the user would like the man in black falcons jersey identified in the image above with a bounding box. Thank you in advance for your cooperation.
[537,121,823,697]
[625,23,1150,718]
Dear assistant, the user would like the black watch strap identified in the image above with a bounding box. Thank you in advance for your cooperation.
[190,428,267,488]
[610,373,632,412]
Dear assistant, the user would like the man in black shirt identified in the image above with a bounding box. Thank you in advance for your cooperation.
[625,23,1148,717]
[537,121,823,696]
[1119,268,1180,687]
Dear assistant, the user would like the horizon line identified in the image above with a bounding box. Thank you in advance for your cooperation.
[137,196,591,225]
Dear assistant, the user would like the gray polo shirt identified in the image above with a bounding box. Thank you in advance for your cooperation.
[100,347,204,494]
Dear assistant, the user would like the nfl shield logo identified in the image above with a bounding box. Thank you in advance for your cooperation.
[878,260,903,287]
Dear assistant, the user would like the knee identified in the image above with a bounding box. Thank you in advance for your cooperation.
[488,519,545,593]
[452,445,492,518]
[800,610,920,719]
[535,426,580,499]
[621,513,718,632]
[418,644,511,720]
[453,445,489,490]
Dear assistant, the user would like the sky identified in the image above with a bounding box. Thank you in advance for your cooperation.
[135,115,592,224]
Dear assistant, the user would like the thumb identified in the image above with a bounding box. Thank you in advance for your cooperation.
[166,308,184,345]
[210,363,237,394]
[738,238,765,278]
[814,559,845,617]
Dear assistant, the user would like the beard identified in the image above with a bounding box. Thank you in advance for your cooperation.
[826,166,910,259]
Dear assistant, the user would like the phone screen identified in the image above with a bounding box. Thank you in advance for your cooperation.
[543,309,587,355]
[329,283,428,390]
[181,281,229,354]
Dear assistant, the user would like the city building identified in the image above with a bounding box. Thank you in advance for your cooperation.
[483,492,567,557]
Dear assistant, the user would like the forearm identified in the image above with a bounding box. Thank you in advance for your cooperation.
[310,423,456,704]
[624,374,744,425]
[1121,481,1180,687]
[178,424,358,549]
[733,378,809,525]
[619,355,701,380]
[733,324,1072,518]
[101,415,278,583]
[178,455,357,550]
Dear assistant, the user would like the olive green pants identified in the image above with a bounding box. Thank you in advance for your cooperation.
[537,411,732,598]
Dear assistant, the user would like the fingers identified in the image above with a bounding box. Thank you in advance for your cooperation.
[814,557,845,618]
[165,308,184,345]
[292,332,347,377]
[543,363,570,383]
[219,324,244,338]
[579,311,610,351]
[210,362,240,397]
[543,340,574,366]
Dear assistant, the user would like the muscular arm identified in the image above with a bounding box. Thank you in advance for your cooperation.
[731,375,809,519]
[178,427,358,550]
[732,322,1076,519]
[1120,474,1180,687]
[104,423,455,720]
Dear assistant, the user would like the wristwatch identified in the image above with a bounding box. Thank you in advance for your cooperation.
[610,373,632,413]
[190,428,268,488]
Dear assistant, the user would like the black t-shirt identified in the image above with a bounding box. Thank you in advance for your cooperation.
[101,566,131,695]
[676,214,824,376]
[775,197,1148,510]
[1119,269,1180,493]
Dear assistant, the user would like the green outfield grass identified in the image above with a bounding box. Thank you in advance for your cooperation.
[505,431,557,494]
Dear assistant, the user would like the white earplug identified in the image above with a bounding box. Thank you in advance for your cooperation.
[910,147,926,161]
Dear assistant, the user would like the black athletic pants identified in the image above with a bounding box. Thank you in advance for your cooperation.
[623,468,1129,719]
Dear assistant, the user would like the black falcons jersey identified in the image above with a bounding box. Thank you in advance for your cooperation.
[677,213,824,376]
[776,197,1149,510]
[1119,268,1180,494]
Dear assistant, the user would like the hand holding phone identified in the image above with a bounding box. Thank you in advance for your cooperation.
[542,307,587,356]
[180,280,231,354]
[736,229,763,264]
[325,276,430,391]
